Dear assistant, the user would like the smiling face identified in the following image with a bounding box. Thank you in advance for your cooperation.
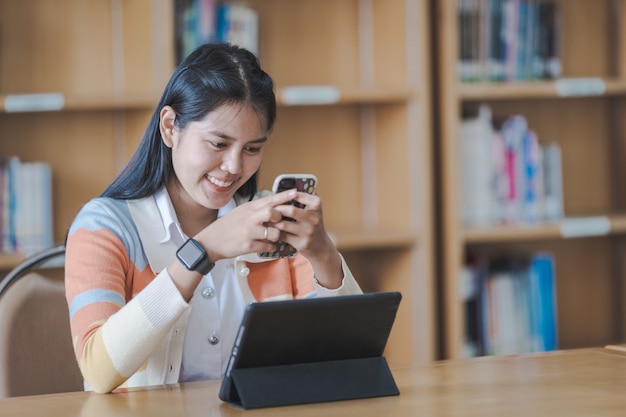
[161,103,268,214]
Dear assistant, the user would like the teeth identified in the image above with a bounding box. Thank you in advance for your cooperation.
[208,176,234,188]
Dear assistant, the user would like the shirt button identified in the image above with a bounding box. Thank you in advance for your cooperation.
[208,332,220,345]
[201,287,215,298]
[240,267,250,277]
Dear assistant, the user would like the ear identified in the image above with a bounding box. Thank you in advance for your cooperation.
[160,105,177,148]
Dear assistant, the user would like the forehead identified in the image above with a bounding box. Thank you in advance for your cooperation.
[198,103,267,133]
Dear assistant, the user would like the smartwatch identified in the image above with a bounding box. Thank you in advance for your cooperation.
[176,238,215,275]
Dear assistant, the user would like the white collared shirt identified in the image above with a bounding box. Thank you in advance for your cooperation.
[151,188,361,382]
[153,188,246,382]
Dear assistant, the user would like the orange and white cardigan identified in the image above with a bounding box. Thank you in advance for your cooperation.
[65,192,361,393]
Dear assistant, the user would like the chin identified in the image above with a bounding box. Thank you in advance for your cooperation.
[203,192,234,209]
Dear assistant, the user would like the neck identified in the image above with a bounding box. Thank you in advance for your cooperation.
[166,180,219,237]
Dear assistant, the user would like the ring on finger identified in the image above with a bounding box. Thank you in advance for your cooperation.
[263,226,268,240]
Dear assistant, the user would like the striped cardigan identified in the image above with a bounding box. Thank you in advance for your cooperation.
[65,193,361,393]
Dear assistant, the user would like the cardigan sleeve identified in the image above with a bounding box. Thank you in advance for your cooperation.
[64,199,190,393]
[313,253,363,296]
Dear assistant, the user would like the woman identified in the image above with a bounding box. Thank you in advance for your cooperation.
[64,43,362,394]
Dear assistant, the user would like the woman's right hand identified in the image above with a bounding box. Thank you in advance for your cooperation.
[196,189,298,261]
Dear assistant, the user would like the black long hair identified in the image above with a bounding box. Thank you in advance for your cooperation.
[100,43,276,200]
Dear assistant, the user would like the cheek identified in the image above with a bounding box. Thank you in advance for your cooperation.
[172,142,215,175]
[243,152,264,174]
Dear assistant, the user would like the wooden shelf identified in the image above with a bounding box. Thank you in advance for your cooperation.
[459,78,626,101]
[0,86,416,113]
[276,86,418,106]
[332,229,418,251]
[464,221,572,243]
[463,214,626,243]
[0,93,159,113]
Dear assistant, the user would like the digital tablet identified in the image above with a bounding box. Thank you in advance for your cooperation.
[218,291,402,408]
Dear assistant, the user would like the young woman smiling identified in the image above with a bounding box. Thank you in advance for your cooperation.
[64,43,362,394]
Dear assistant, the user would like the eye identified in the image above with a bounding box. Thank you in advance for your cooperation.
[244,145,263,154]
[210,141,228,149]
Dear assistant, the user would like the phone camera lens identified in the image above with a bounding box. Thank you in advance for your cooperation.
[280,178,296,189]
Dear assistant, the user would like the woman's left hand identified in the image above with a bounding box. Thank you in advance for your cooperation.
[270,191,344,289]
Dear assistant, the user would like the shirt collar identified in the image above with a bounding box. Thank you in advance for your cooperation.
[155,187,238,244]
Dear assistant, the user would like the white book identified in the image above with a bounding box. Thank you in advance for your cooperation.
[30,162,53,254]
[14,161,31,255]
[227,4,259,56]
[12,161,53,256]
[459,105,496,226]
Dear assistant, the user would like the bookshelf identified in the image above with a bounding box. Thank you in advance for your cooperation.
[0,0,173,264]
[434,0,626,359]
[0,0,435,366]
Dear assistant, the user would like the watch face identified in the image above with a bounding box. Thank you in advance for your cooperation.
[179,239,204,268]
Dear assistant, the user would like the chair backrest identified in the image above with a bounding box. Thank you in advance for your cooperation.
[0,245,84,398]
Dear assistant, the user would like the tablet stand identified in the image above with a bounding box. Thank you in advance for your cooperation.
[227,356,399,409]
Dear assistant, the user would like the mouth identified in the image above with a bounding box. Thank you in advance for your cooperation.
[207,175,236,189]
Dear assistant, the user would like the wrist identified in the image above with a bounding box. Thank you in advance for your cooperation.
[176,238,215,275]
[309,250,344,289]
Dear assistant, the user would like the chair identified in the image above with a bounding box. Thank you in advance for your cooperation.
[0,245,84,398]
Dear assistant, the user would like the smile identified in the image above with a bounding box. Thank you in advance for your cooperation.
[207,175,234,188]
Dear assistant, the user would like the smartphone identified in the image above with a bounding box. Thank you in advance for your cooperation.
[259,174,318,259]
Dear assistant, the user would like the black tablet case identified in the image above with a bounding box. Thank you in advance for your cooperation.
[218,291,402,409]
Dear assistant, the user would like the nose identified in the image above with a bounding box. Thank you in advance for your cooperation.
[220,149,243,174]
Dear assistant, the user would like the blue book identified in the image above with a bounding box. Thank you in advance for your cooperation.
[7,156,20,253]
[215,3,230,43]
[528,253,558,351]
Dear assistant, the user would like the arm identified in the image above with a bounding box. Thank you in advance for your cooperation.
[313,252,363,296]
[270,191,355,290]
[65,202,189,393]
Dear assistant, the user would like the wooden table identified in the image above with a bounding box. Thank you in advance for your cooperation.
[3,347,626,416]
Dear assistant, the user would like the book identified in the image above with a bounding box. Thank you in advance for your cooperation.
[216,3,259,56]
[464,252,558,356]
[458,105,563,226]
[487,0,505,80]
[6,156,20,253]
[528,253,558,351]
[460,254,489,357]
[0,157,54,256]
[457,0,562,82]
[459,105,496,226]
[540,1,562,79]
[520,128,542,223]
[542,142,564,220]
[500,114,527,223]
[175,1,259,62]
[0,159,6,254]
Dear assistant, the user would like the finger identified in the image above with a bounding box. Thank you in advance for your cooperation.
[290,191,321,210]
[255,205,282,224]
[267,189,298,206]
[259,225,280,242]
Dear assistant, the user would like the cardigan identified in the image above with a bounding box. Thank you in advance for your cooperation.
[65,192,362,393]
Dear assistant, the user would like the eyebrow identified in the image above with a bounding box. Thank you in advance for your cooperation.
[210,130,268,144]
